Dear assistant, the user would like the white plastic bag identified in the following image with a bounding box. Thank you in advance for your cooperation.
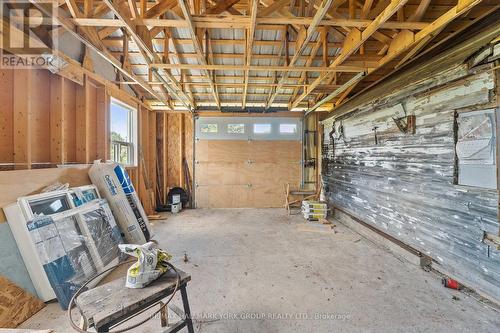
[119,242,172,288]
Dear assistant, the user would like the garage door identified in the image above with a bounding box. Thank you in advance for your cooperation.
[195,117,302,208]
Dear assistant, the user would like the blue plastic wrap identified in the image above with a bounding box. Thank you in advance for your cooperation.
[27,199,124,309]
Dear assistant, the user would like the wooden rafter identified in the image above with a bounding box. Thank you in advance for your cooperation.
[150,63,367,72]
[291,0,409,109]
[289,27,326,109]
[242,0,259,109]
[266,0,336,108]
[71,16,430,30]
[177,0,221,109]
[45,0,491,110]
[206,0,241,14]
[102,0,193,110]
[30,0,166,105]
[310,0,486,113]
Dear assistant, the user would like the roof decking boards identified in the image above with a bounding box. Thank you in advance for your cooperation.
[43,0,497,112]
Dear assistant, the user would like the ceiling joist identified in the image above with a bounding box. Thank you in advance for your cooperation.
[34,0,492,111]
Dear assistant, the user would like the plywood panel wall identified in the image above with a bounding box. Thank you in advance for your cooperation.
[166,113,181,188]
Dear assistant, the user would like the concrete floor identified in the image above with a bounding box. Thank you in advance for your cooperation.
[21,208,500,332]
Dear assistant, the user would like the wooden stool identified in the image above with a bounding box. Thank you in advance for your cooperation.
[75,268,193,333]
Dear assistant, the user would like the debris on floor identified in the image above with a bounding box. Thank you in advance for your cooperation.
[297,220,336,234]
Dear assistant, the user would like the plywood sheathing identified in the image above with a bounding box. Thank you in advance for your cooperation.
[166,114,181,189]
[0,276,44,328]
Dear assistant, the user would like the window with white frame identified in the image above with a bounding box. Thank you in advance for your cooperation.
[228,124,245,134]
[200,123,218,133]
[110,98,137,166]
[280,123,297,134]
[455,108,497,189]
[253,123,272,134]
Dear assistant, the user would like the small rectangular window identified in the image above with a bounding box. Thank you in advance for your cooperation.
[280,123,297,134]
[455,109,497,189]
[228,124,245,134]
[200,123,218,133]
[110,98,137,166]
[253,123,271,134]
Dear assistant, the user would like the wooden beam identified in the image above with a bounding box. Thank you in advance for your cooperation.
[289,36,323,108]
[179,114,185,187]
[178,0,221,109]
[259,0,290,17]
[72,16,430,30]
[76,77,90,164]
[145,0,177,18]
[305,71,364,114]
[242,0,258,109]
[50,75,66,164]
[13,70,32,170]
[206,0,241,14]
[291,0,408,109]
[408,0,431,21]
[29,0,169,107]
[150,63,367,72]
[110,49,382,62]
[378,0,484,68]
[102,0,193,110]
[266,0,336,108]
[96,87,109,160]
[161,113,168,202]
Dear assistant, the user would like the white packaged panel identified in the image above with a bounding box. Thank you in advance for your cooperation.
[89,161,152,244]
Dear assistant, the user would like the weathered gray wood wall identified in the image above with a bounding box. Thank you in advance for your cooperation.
[322,63,500,302]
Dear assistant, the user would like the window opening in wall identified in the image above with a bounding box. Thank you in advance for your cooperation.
[228,124,245,134]
[455,108,497,189]
[253,123,271,134]
[200,123,218,133]
[110,98,137,166]
[280,123,297,134]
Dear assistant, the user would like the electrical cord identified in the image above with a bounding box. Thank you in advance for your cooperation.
[68,258,181,333]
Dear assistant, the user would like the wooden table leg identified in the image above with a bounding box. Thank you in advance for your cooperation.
[160,301,169,327]
[79,315,88,331]
[180,285,194,333]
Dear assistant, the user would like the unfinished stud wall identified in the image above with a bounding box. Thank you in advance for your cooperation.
[322,62,500,302]
[0,67,162,318]
[0,68,159,213]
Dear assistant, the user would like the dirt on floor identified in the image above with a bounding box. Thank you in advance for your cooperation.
[20,208,500,333]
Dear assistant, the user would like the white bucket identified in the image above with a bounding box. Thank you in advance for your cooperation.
[171,203,181,214]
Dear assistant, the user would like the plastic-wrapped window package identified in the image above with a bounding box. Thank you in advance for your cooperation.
[27,199,124,310]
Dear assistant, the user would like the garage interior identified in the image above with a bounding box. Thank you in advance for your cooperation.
[0,0,499,332]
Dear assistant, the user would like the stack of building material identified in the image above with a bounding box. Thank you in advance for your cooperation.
[301,201,328,221]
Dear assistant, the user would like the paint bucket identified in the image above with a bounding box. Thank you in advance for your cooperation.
[171,203,181,214]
